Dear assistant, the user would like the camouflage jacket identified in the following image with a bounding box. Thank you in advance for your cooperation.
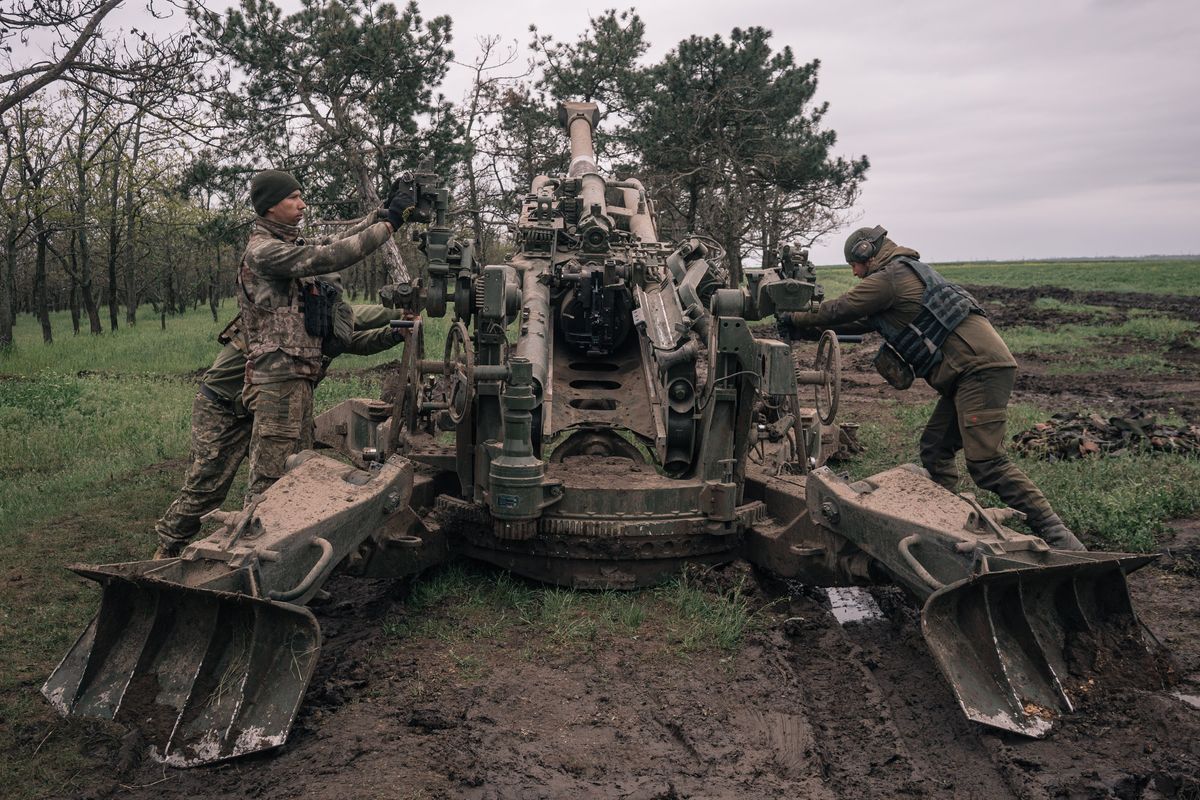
[239,213,393,384]
[202,303,406,406]
[790,255,1016,392]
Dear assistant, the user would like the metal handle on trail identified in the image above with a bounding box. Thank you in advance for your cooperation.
[958,492,1014,540]
[898,534,945,591]
[268,537,335,601]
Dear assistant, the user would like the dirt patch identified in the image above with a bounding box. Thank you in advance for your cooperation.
[90,557,1200,800]
[964,284,1200,324]
[1014,368,1200,420]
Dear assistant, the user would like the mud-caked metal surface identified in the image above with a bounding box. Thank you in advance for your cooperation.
[44,453,413,764]
[744,463,1167,736]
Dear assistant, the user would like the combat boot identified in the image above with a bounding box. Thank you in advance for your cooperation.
[1032,515,1086,551]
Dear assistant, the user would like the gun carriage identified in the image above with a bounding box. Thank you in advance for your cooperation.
[43,102,1164,767]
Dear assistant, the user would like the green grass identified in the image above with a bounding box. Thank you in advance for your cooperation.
[1,302,429,376]
[379,561,760,659]
[1111,314,1198,341]
[845,399,1200,551]
[2,305,233,376]
[992,307,1195,375]
[935,258,1200,295]
[0,374,194,542]
[815,257,1200,296]
[1029,297,1116,316]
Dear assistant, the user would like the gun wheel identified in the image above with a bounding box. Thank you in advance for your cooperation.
[814,330,842,425]
[444,320,475,425]
[388,317,425,453]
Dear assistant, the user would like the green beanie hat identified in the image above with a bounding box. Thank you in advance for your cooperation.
[249,170,302,216]
[844,225,888,264]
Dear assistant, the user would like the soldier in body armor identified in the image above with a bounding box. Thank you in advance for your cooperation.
[237,169,419,499]
[784,226,1085,550]
[151,296,408,559]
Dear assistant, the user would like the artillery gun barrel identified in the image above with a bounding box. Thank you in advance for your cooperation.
[560,101,612,248]
[622,181,657,243]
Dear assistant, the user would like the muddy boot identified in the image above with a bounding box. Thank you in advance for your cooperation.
[1032,515,1087,551]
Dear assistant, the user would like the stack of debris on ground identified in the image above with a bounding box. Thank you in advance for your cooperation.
[1013,407,1200,460]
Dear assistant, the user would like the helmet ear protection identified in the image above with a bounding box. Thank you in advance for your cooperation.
[849,225,887,263]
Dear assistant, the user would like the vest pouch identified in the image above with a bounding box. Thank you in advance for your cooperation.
[303,279,340,340]
[873,341,915,390]
[321,299,353,358]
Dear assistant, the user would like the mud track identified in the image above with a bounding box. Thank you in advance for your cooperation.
[97,540,1200,800]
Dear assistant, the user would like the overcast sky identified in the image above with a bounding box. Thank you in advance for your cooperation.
[23,0,1200,264]
[431,0,1200,264]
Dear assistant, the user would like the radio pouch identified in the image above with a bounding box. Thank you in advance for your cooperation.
[873,341,915,390]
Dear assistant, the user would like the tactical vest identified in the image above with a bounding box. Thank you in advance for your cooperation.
[237,257,324,379]
[867,257,984,379]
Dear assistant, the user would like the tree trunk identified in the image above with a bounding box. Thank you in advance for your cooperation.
[685,181,699,233]
[69,282,82,334]
[122,114,143,326]
[1,226,16,350]
[106,147,121,331]
[33,227,53,344]
[73,97,104,335]
[164,264,175,323]
[209,246,220,322]
[466,158,485,250]
[723,235,744,289]
[348,152,408,286]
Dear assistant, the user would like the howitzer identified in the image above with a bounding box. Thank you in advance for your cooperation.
[45,101,1168,766]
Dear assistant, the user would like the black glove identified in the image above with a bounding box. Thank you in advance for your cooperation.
[386,188,417,229]
[777,314,821,342]
[386,318,415,345]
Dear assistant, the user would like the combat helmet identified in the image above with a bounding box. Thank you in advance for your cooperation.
[844,225,888,264]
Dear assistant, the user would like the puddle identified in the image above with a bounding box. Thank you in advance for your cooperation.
[1172,692,1200,710]
[823,587,884,625]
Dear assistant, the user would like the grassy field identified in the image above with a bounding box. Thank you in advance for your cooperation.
[2,258,1199,797]
[815,256,1200,297]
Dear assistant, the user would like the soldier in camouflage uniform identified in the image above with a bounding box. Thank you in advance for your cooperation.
[238,169,419,499]
[784,226,1086,551]
[153,299,409,557]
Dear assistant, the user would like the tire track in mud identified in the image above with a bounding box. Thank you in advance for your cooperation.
[99,562,1200,800]
[779,589,1025,800]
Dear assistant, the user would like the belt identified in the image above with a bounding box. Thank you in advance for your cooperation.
[198,383,236,412]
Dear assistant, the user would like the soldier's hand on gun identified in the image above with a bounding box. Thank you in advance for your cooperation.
[382,174,433,227]
[386,318,415,345]
[386,187,417,229]
[778,312,821,341]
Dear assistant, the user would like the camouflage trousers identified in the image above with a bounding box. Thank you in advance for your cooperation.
[918,367,1059,528]
[155,391,252,548]
[244,378,314,498]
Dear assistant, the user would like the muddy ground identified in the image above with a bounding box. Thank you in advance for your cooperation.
[80,286,1200,799]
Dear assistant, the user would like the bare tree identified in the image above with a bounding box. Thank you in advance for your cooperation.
[453,35,531,257]
[0,0,124,115]
[1,0,214,119]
